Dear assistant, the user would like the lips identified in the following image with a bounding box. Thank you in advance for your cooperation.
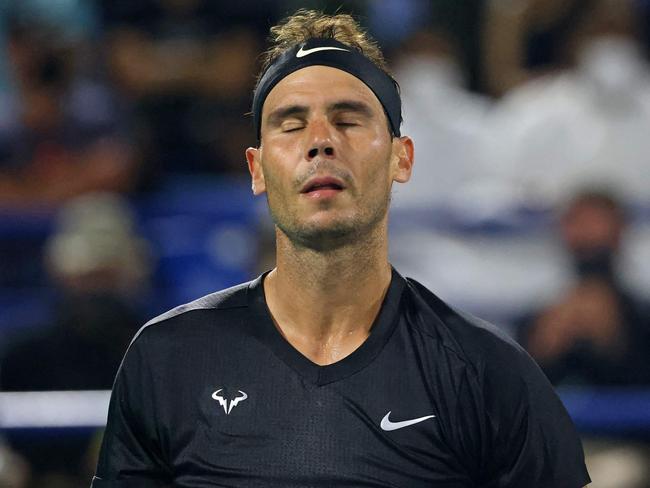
[300,176,346,194]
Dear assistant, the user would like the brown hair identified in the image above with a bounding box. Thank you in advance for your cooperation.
[257,9,389,84]
[564,189,626,221]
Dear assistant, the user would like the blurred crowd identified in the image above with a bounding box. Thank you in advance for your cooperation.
[0,0,649,487]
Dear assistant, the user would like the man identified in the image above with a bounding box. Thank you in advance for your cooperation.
[521,190,650,386]
[92,10,590,487]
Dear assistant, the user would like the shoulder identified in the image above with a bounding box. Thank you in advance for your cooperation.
[146,280,250,325]
[129,279,254,347]
[403,275,566,419]
[403,277,537,381]
[402,276,590,485]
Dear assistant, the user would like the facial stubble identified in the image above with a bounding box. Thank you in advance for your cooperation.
[263,159,393,253]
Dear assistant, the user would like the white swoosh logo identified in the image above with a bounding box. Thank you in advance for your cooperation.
[296,45,350,58]
[380,411,436,431]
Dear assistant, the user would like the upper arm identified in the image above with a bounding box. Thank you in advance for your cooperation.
[480,339,591,487]
[93,334,171,485]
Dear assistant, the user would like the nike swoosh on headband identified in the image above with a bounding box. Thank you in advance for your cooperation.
[296,45,350,58]
[253,38,402,140]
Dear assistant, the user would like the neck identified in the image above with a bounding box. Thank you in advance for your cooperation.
[263,222,392,365]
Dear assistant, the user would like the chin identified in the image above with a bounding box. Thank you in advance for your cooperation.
[283,219,362,251]
[272,202,388,251]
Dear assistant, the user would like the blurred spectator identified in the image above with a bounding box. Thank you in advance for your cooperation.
[484,0,650,206]
[0,0,98,91]
[583,439,650,488]
[366,0,433,49]
[0,440,29,488]
[484,0,650,96]
[0,13,138,208]
[370,0,485,91]
[519,190,650,386]
[0,193,151,485]
[484,0,590,96]
[1,192,150,391]
[98,0,278,180]
[392,27,494,211]
[388,28,533,326]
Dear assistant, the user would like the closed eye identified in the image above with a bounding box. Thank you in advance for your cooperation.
[282,125,305,133]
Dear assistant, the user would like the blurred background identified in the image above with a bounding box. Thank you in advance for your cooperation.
[0,0,648,486]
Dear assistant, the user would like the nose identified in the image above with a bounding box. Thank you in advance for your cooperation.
[307,146,334,159]
[305,120,336,160]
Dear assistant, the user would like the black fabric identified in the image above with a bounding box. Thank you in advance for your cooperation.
[93,269,590,487]
[91,477,168,488]
[252,38,402,140]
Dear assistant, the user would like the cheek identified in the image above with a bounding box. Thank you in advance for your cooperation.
[362,138,394,187]
[262,166,288,201]
[264,133,304,158]
[260,151,298,200]
[263,136,302,170]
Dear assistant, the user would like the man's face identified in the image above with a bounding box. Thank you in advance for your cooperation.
[561,200,623,256]
[246,65,413,250]
[560,199,624,279]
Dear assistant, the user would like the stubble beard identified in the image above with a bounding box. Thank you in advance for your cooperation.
[267,190,391,253]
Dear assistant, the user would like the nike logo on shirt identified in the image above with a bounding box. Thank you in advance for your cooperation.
[380,411,436,431]
[296,45,350,58]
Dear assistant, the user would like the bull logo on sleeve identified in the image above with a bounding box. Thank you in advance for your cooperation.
[211,388,248,415]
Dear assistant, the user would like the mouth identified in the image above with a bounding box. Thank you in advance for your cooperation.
[300,176,346,194]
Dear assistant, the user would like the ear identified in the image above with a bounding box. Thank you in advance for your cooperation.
[390,136,414,183]
[246,146,266,195]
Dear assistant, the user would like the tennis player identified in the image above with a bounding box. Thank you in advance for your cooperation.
[92,9,591,487]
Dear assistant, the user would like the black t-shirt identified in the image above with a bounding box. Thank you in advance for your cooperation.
[92,269,590,487]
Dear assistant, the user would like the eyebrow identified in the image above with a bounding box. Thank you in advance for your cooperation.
[266,99,376,127]
[328,100,375,118]
[266,105,309,127]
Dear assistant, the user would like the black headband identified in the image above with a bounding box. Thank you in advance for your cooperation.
[252,38,401,141]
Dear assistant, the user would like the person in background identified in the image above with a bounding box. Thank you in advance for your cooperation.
[520,190,650,386]
[0,440,29,488]
[483,0,650,205]
[0,192,151,487]
[97,0,276,180]
[1,192,151,391]
[391,27,493,211]
[0,15,138,207]
[483,0,587,96]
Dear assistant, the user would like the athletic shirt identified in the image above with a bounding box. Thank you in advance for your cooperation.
[92,269,591,487]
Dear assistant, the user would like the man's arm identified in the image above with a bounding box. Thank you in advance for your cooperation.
[479,335,592,487]
[92,332,171,487]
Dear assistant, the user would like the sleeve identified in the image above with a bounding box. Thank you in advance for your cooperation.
[91,332,172,487]
[480,338,591,488]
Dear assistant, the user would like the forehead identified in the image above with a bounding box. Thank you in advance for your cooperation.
[262,65,383,116]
